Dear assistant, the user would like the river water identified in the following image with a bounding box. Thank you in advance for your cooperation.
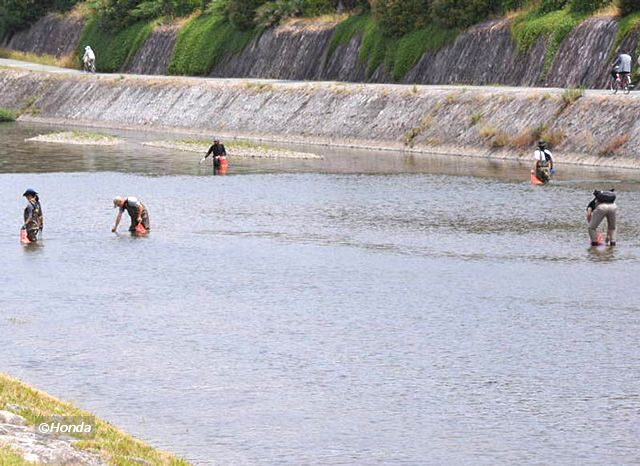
[1,122,639,465]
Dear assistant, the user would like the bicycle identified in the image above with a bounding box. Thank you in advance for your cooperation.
[608,72,631,94]
[83,58,96,73]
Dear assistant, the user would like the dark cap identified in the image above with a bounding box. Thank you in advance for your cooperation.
[22,188,37,197]
[537,140,547,147]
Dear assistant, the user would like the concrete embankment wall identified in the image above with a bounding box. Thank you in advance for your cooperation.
[2,13,85,58]
[1,68,639,168]
[6,14,640,89]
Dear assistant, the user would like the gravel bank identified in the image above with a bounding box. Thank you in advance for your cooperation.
[143,140,323,159]
[25,131,122,145]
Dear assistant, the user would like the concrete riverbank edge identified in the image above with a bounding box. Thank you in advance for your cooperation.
[2,68,640,169]
[0,373,189,465]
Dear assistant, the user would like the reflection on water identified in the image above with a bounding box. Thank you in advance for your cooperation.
[1,122,640,465]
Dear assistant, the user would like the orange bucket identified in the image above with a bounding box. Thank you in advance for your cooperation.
[219,157,229,175]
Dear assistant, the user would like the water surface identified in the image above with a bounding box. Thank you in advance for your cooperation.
[1,122,639,465]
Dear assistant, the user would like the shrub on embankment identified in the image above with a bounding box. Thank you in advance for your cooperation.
[511,7,588,78]
[0,107,17,122]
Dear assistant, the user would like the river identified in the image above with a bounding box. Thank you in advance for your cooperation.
[1,122,639,465]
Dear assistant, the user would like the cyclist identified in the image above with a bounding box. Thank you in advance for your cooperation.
[83,45,96,72]
[610,51,632,86]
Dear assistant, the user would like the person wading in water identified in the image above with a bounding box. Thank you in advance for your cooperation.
[587,189,617,246]
[22,188,43,242]
[200,137,227,175]
[532,140,555,184]
[112,196,150,235]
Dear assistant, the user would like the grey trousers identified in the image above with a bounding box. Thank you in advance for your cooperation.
[589,203,617,243]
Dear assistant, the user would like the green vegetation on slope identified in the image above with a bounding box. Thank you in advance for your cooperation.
[328,13,457,80]
[0,373,189,465]
[327,13,370,56]
[76,17,154,72]
[511,7,586,78]
[169,12,258,76]
[615,10,640,45]
[611,11,640,80]
[392,25,458,79]
[0,107,18,122]
[4,0,640,83]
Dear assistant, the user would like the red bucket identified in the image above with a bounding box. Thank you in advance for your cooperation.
[20,229,31,244]
[134,224,148,236]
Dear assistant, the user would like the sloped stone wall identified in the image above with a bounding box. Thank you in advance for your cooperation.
[1,69,639,168]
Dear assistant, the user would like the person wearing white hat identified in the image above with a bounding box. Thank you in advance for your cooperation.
[112,196,150,235]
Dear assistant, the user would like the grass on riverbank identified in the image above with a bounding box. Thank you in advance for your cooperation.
[143,139,322,159]
[25,130,121,145]
[68,130,118,141]
[176,138,277,149]
[0,48,77,69]
[0,446,34,465]
[0,373,189,465]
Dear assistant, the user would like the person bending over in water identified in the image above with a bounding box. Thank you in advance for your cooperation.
[533,140,554,183]
[22,188,43,242]
[587,189,617,246]
[112,196,150,235]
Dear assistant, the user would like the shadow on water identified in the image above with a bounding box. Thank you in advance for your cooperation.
[21,241,44,254]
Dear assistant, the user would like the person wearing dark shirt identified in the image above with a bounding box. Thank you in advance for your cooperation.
[587,189,617,246]
[112,196,150,235]
[22,188,43,242]
[200,138,227,174]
